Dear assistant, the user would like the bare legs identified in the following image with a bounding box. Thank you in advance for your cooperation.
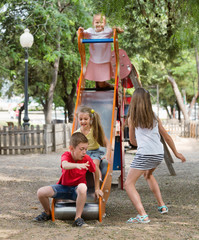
[125,167,166,221]
[125,169,149,220]
[144,170,166,209]
[75,183,87,220]
[37,183,88,220]
[37,186,54,216]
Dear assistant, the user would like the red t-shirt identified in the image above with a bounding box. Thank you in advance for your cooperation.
[57,151,96,186]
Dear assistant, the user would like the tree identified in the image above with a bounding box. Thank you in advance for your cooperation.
[0,0,91,123]
[166,75,189,122]
[88,0,199,120]
[2,0,199,123]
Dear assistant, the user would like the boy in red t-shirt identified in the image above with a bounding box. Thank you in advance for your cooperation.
[33,132,103,227]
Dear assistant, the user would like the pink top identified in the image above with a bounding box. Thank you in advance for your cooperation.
[83,27,113,64]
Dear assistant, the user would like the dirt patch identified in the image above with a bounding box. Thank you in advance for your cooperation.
[0,136,199,239]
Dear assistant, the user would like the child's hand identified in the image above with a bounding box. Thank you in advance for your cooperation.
[113,27,124,33]
[95,189,103,199]
[78,27,84,31]
[76,161,90,170]
[77,27,84,35]
[176,153,186,163]
[102,154,112,164]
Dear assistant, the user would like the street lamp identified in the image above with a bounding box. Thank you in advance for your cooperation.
[20,28,34,127]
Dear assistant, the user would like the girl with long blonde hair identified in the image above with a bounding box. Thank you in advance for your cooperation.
[75,106,111,180]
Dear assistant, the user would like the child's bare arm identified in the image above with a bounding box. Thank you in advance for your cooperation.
[94,165,103,198]
[77,27,84,36]
[103,136,112,164]
[113,26,124,33]
[158,119,186,162]
[128,117,137,146]
[62,161,90,170]
[78,27,84,31]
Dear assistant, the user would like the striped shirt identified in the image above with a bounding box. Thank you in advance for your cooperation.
[131,120,164,170]
[130,154,164,170]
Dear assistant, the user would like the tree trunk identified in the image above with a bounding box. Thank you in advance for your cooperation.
[176,101,181,121]
[64,108,68,123]
[167,75,190,122]
[59,57,77,124]
[63,82,76,123]
[195,47,199,120]
[189,48,199,118]
[46,31,60,124]
[18,104,24,126]
[164,105,172,119]
[188,92,199,117]
[195,47,199,93]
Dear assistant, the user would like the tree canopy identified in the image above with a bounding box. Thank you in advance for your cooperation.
[1,0,199,123]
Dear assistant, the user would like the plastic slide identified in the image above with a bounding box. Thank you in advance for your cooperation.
[51,30,175,222]
[51,28,124,222]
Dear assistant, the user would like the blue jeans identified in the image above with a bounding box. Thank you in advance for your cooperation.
[87,147,108,180]
[51,184,77,200]
[86,147,106,162]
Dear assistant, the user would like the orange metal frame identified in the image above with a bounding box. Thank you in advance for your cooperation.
[52,28,121,223]
[74,28,120,222]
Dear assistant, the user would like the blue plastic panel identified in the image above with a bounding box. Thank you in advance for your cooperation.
[82,39,113,44]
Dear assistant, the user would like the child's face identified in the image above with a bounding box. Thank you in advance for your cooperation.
[93,15,106,32]
[70,142,88,161]
[78,112,91,129]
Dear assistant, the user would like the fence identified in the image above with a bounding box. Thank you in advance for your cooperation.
[162,120,199,139]
[1,120,198,155]
[0,123,72,155]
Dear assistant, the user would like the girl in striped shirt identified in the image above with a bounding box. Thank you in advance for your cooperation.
[125,87,186,224]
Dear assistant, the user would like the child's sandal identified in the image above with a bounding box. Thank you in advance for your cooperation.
[158,205,168,214]
[126,214,150,224]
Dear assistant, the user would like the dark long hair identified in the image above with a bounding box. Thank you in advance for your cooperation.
[129,88,156,129]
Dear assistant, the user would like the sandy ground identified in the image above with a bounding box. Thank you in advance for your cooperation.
[0,135,199,240]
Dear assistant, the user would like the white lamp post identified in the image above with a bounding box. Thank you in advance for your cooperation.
[20,28,34,127]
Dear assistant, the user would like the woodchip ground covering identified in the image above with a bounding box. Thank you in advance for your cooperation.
[0,135,199,240]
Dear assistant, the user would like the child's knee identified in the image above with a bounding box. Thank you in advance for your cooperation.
[37,187,44,198]
[37,186,53,198]
[77,183,87,195]
[124,179,130,189]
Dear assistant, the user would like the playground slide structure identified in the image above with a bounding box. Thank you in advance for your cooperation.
[50,27,175,222]
[51,28,125,222]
